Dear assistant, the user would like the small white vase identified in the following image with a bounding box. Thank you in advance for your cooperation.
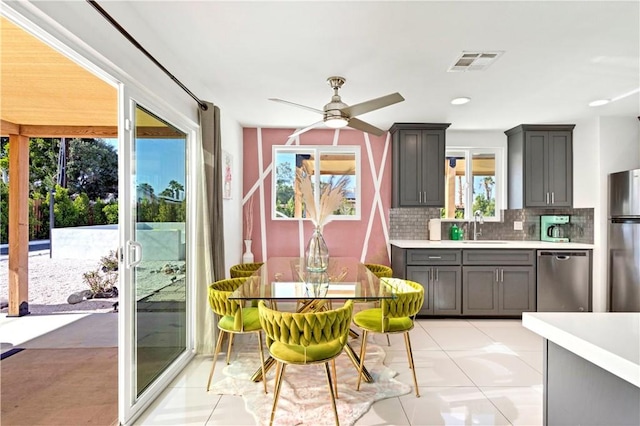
[242,239,254,263]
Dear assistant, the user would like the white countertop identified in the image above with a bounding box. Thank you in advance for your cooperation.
[522,312,640,388]
[390,240,594,249]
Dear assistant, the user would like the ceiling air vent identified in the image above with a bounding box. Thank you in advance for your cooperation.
[448,51,504,72]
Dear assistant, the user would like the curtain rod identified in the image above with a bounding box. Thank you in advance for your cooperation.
[86,0,208,111]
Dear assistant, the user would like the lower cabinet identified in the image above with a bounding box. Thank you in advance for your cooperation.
[407,265,461,315]
[392,245,536,318]
[462,266,536,316]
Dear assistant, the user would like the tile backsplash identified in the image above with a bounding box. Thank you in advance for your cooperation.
[389,207,594,244]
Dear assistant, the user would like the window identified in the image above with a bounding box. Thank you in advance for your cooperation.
[442,148,502,221]
[272,146,360,221]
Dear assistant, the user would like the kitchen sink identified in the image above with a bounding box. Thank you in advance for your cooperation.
[461,240,508,244]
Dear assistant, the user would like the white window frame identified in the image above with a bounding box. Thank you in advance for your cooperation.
[442,147,504,222]
[272,145,361,222]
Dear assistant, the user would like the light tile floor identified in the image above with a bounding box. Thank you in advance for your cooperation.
[136,318,544,425]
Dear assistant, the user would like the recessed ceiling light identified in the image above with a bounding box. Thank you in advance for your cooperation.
[589,99,610,107]
[451,97,471,105]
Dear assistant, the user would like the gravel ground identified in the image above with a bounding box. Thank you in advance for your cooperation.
[0,251,184,315]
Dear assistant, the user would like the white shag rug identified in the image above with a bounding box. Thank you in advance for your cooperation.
[209,340,411,425]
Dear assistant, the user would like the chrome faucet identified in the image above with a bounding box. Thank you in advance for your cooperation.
[473,210,484,240]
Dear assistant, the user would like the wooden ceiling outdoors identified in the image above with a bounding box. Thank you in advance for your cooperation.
[0,17,118,137]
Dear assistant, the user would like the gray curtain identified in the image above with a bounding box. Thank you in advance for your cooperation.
[196,101,225,353]
[200,102,226,281]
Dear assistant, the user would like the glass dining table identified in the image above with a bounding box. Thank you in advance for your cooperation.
[229,256,400,383]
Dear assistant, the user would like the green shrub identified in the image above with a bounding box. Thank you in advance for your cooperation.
[103,202,118,224]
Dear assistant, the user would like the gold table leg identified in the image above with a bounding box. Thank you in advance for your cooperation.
[251,355,277,382]
[343,341,374,383]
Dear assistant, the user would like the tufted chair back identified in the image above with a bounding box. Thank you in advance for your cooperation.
[208,277,249,331]
[258,300,353,350]
[229,262,264,278]
[364,263,393,278]
[379,278,424,330]
[206,276,266,394]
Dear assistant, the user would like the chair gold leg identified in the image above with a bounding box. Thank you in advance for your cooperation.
[331,358,338,398]
[258,331,267,394]
[386,334,391,347]
[270,362,285,426]
[325,362,340,426]
[226,333,235,365]
[207,329,225,391]
[404,332,420,397]
[356,330,368,391]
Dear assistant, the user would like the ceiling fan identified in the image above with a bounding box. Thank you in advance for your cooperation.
[269,76,404,138]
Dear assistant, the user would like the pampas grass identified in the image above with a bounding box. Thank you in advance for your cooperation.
[297,169,349,229]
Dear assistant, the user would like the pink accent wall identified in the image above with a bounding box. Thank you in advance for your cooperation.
[243,128,392,265]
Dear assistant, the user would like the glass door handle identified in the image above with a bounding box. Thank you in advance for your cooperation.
[125,240,142,269]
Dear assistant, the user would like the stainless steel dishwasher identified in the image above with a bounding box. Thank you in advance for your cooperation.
[537,250,592,312]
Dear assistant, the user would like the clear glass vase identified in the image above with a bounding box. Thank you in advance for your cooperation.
[305,226,329,272]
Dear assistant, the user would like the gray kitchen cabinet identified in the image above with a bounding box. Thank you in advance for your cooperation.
[391,123,451,208]
[462,250,536,316]
[407,265,461,315]
[391,246,462,316]
[506,124,574,209]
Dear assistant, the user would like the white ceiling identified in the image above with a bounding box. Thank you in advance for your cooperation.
[9,1,640,133]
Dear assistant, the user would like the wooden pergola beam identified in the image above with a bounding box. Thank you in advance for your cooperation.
[1,120,118,138]
[8,133,30,317]
[1,121,182,139]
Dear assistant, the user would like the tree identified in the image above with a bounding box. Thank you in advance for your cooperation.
[29,138,60,198]
[167,180,184,200]
[275,162,295,217]
[66,138,118,200]
[472,176,496,217]
[137,183,155,201]
[0,137,9,183]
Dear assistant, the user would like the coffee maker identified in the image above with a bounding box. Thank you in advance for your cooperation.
[540,215,570,242]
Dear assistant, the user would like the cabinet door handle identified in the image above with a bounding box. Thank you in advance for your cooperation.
[546,192,550,204]
[551,192,555,204]
[423,191,427,204]
[419,191,422,203]
[500,269,504,282]
[495,269,499,282]
[428,256,442,259]
[428,268,432,282]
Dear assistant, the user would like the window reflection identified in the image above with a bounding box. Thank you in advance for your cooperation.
[134,105,187,396]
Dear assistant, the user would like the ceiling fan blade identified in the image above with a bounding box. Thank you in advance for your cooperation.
[288,121,325,138]
[340,92,405,117]
[347,117,385,136]
[269,98,324,115]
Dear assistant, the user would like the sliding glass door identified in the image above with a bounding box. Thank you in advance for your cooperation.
[119,93,194,424]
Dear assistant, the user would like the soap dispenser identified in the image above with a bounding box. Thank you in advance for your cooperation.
[450,224,460,241]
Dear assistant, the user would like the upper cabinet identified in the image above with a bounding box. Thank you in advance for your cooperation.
[391,123,451,207]
[506,124,574,209]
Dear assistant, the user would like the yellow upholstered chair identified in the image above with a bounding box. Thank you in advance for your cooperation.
[364,263,393,279]
[258,300,354,426]
[363,263,393,345]
[206,277,267,394]
[352,278,424,397]
[229,262,264,278]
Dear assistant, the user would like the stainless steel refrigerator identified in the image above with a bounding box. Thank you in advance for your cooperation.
[608,168,640,312]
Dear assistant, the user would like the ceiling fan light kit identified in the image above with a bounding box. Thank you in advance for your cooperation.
[325,116,349,129]
[269,76,404,137]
